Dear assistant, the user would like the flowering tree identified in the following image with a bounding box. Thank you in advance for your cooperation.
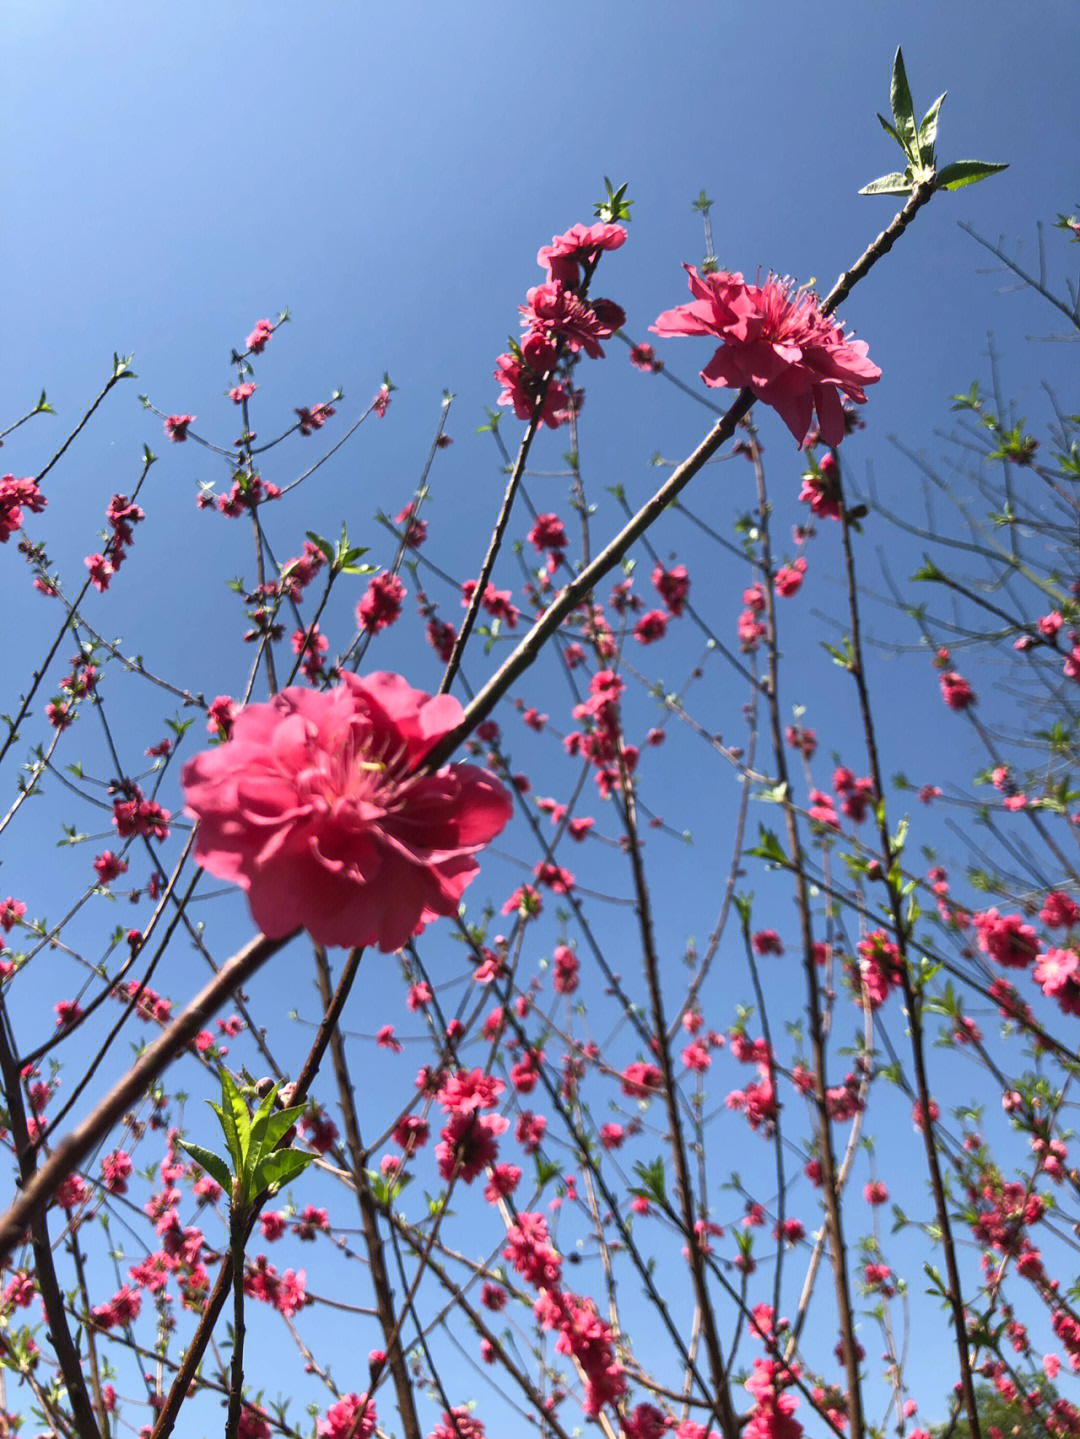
[2,47,1078,1439]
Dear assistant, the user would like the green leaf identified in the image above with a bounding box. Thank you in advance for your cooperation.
[917,92,946,166]
[631,1157,667,1205]
[245,1085,282,1177]
[876,113,903,147]
[748,827,787,867]
[859,171,914,197]
[250,1148,313,1198]
[211,1070,250,1173]
[534,1156,561,1189]
[889,48,918,158]
[247,1108,306,1190]
[178,1141,232,1194]
[935,159,1008,190]
[34,390,55,415]
[207,1102,241,1174]
[911,557,944,583]
[595,177,632,224]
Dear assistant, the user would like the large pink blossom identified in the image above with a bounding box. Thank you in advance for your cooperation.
[182,672,513,951]
[651,266,880,447]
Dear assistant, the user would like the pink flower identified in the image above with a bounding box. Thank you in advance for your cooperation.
[1,474,47,542]
[246,319,274,354]
[552,943,579,994]
[528,513,568,553]
[494,350,572,428]
[296,403,336,435]
[1033,947,1080,1016]
[260,1211,287,1241]
[394,501,428,548]
[429,1409,486,1439]
[630,342,663,372]
[164,414,194,442]
[852,930,903,1010]
[634,609,668,644]
[207,695,238,739]
[537,221,627,287]
[229,382,256,404]
[799,454,842,520]
[522,282,620,359]
[940,671,976,711]
[973,909,1038,970]
[318,1395,376,1439]
[55,999,82,1029]
[774,558,806,597]
[1042,891,1080,929]
[653,563,690,616]
[620,1062,662,1098]
[181,672,513,951]
[599,1122,625,1150]
[85,553,115,592]
[652,266,880,447]
[357,572,406,635]
[0,898,27,932]
[92,1284,141,1329]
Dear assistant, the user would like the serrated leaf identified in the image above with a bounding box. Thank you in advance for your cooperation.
[859,171,914,197]
[935,160,1008,191]
[917,92,946,165]
[212,1071,250,1171]
[179,1141,232,1194]
[250,1148,313,1198]
[890,48,918,158]
[208,1102,242,1175]
[245,1085,281,1174]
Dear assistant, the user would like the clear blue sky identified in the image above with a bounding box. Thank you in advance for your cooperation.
[2,3,1078,1435]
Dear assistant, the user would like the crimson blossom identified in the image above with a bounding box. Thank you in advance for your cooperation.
[182,672,513,951]
[651,266,880,447]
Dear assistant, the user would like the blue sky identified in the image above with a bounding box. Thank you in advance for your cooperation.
[2,3,1078,1435]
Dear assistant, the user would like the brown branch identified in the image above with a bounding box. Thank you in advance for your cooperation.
[0,930,290,1263]
[837,465,982,1439]
[312,949,423,1439]
[749,433,866,1439]
[614,749,739,1438]
[0,1005,102,1439]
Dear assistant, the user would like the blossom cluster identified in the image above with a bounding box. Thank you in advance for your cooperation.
[84,491,146,593]
[494,221,626,428]
[0,474,47,543]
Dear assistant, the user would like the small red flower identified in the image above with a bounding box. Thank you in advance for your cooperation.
[164,414,195,442]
